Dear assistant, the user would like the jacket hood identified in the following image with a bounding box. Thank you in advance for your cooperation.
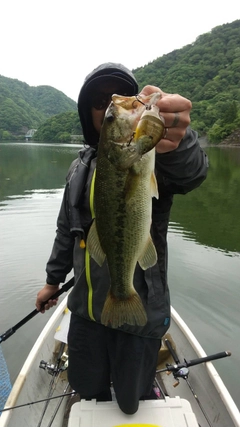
[78,63,139,146]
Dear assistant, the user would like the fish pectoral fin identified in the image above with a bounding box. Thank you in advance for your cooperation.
[107,143,141,170]
[116,150,141,169]
[151,171,159,199]
[138,236,157,270]
[86,220,106,266]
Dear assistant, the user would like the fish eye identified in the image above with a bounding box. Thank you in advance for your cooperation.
[105,112,115,122]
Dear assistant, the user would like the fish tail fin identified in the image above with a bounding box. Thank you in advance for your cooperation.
[101,291,147,328]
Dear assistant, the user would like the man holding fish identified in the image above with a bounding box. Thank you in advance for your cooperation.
[36,63,208,414]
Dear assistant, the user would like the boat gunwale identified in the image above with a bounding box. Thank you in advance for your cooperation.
[171,306,240,427]
[0,296,68,427]
[1,303,239,427]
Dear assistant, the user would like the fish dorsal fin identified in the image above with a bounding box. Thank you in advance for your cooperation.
[86,220,106,266]
[138,236,157,270]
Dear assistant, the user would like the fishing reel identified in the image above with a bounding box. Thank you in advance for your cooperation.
[39,351,68,376]
[160,338,231,388]
[39,360,58,376]
[167,365,189,387]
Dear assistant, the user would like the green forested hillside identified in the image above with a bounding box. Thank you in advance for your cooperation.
[33,111,82,143]
[133,19,240,143]
[1,20,239,143]
[0,75,76,139]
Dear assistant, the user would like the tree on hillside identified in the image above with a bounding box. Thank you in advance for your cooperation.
[33,111,82,142]
[134,19,240,143]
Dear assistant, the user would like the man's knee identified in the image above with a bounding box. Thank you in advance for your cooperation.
[117,396,139,415]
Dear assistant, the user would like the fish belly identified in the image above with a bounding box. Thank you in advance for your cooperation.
[93,149,157,328]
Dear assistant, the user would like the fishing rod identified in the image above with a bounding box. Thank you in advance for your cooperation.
[46,383,71,427]
[0,391,77,412]
[0,277,75,344]
[158,348,231,373]
[158,338,232,427]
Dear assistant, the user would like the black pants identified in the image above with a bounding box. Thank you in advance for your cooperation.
[67,314,161,414]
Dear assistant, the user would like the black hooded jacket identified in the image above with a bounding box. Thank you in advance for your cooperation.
[45,63,209,339]
[78,62,138,146]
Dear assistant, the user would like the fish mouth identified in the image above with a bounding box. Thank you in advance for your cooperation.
[112,92,162,110]
[106,96,145,123]
[103,93,165,158]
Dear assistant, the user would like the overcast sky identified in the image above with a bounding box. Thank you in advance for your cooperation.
[1,0,239,101]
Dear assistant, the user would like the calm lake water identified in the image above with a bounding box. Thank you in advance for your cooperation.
[0,142,240,409]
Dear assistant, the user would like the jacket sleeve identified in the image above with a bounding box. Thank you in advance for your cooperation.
[155,127,209,195]
[45,149,96,285]
[46,183,75,285]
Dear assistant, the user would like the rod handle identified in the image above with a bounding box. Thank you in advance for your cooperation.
[0,277,74,343]
[164,338,180,364]
[187,351,231,367]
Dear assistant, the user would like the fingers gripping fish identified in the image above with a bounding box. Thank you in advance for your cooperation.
[86,93,165,328]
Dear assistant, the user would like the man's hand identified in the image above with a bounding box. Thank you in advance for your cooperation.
[36,284,59,313]
[140,85,192,153]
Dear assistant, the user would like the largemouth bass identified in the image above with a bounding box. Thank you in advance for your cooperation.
[87,93,165,328]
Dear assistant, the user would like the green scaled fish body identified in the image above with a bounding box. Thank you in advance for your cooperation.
[87,93,165,328]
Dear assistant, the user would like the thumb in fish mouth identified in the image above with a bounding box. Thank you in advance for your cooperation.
[131,105,165,157]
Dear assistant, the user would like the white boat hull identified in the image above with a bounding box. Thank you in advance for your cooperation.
[0,299,239,427]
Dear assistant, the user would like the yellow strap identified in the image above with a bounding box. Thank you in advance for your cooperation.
[90,168,96,218]
[85,250,95,320]
[85,168,96,321]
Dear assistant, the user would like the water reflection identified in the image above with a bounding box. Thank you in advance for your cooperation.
[1,143,240,255]
[169,221,197,241]
[0,142,81,202]
[169,146,240,255]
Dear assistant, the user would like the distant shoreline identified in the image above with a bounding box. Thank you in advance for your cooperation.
[219,128,240,146]
[199,130,240,148]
